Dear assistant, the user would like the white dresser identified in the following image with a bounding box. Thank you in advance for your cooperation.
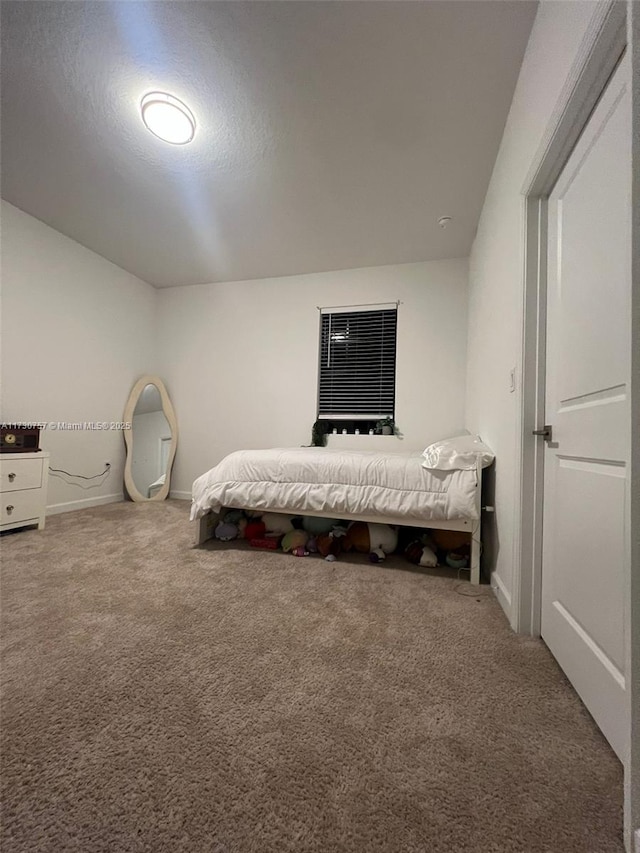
[0,451,49,532]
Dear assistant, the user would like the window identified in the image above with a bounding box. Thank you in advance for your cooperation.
[317,304,397,425]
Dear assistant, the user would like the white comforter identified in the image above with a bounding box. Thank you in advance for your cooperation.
[190,447,479,524]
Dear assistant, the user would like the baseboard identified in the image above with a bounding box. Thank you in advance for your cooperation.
[47,493,124,516]
[170,490,191,501]
[491,572,513,619]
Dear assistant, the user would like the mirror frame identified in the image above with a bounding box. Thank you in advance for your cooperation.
[123,375,178,502]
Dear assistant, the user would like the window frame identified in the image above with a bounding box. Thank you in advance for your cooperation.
[316,302,398,424]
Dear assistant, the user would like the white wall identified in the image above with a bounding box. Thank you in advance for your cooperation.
[0,201,157,512]
[157,259,468,498]
[465,0,602,622]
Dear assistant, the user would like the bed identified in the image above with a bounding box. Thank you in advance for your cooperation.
[191,438,493,585]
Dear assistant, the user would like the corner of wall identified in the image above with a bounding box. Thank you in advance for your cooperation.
[1,202,159,513]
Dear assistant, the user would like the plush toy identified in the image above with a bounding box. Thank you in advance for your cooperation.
[281,530,309,553]
[425,530,471,568]
[404,540,421,564]
[417,545,438,567]
[420,546,438,567]
[262,513,295,536]
[445,551,469,569]
[302,516,341,536]
[369,524,398,559]
[404,531,439,567]
[291,546,309,557]
[404,539,438,567]
[342,522,398,562]
[341,522,369,553]
[248,537,280,550]
[309,419,330,448]
[244,520,266,541]
[223,509,245,525]
[306,537,319,553]
[315,532,344,561]
[215,521,238,541]
[431,529,470,552]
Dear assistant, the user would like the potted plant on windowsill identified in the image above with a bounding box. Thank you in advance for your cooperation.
[375,417,396,436]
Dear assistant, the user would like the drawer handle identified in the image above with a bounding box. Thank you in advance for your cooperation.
[8,473,16,482]
[6,505,14,514]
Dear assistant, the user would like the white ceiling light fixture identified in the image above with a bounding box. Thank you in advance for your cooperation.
[140,92,196,145]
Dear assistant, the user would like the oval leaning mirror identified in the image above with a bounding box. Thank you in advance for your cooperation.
[123,376,178,502]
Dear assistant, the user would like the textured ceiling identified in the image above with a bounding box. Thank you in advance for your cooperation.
[1,1,537,288]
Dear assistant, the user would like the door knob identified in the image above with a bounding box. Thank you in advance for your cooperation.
[532,425,553,442]
[6,505,14,514]
[8,473,16,482]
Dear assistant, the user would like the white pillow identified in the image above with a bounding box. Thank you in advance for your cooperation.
[422,435,495,471]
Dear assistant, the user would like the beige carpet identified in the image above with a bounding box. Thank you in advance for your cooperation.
[1,500,623,853]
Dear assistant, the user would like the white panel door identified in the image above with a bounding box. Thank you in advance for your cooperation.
[542,53,630,761]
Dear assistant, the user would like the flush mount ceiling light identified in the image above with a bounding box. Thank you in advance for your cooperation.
[140,92,195,145]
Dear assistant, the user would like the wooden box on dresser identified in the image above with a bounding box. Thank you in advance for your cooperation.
[0,451,49,532]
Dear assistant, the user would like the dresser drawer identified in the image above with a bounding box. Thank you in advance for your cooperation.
[1,489,43,525]
[0,457,43,492]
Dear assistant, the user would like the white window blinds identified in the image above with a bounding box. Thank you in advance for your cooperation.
[317,305,397,419]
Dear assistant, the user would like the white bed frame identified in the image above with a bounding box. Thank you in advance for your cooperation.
[194,459,483,585]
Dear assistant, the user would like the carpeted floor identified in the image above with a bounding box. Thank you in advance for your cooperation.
[1,500,623,853]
